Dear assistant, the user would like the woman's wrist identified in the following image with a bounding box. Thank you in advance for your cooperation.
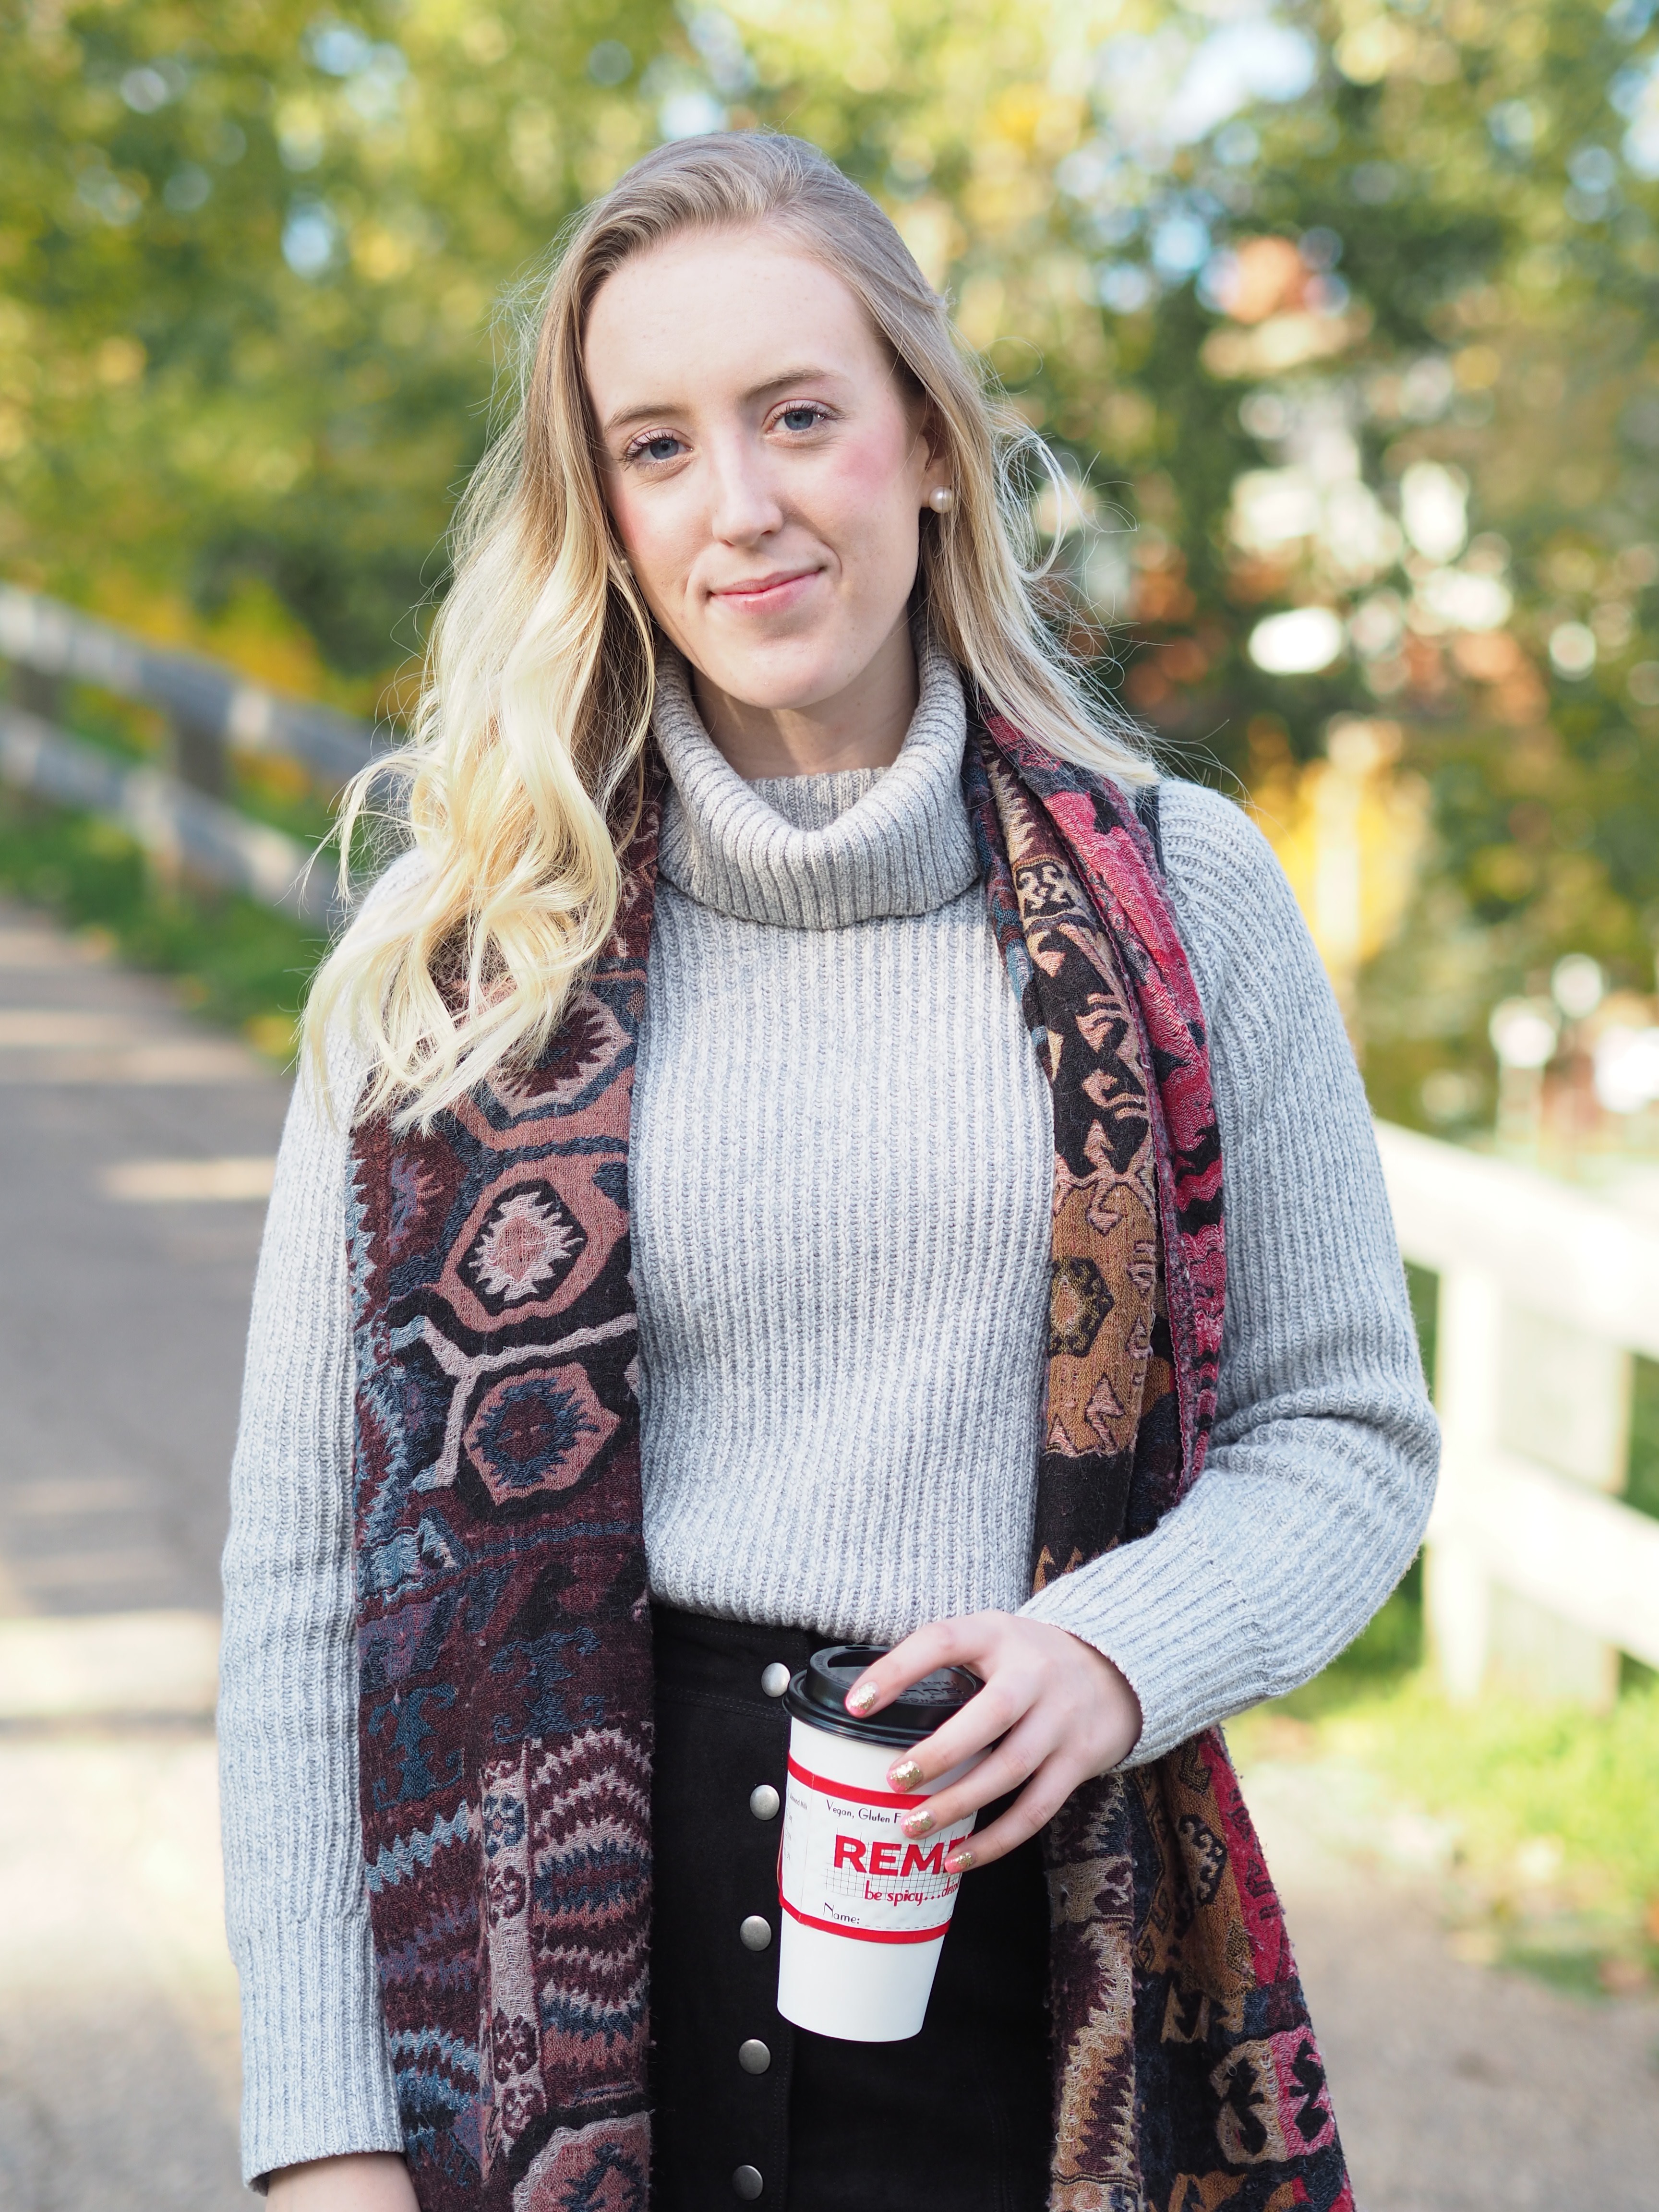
[844,1610,1146,1869]
[267,2152,418,2210]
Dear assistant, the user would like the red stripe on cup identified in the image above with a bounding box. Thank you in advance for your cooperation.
[786,1755,929,1810]
[779,1898,954,1946]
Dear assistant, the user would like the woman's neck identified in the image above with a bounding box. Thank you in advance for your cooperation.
[650,629,978,933]
[688,613,918,781]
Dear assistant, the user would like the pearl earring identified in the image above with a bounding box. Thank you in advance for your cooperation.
[928,485,955,514]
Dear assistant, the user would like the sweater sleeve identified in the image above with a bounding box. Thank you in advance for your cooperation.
[217,1019,404,2188]
[1021,779,1440,1764]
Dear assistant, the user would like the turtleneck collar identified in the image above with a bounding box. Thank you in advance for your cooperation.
[650,628,981,931]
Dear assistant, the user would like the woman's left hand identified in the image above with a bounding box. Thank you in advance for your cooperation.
[845,1612,1143,1872]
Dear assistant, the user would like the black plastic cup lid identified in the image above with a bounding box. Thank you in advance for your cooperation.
[784,1644,981,1749]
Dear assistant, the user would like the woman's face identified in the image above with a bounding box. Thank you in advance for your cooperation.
[584,226,945,720]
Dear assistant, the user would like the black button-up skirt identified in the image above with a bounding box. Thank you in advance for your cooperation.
[650,1605,1052,2212]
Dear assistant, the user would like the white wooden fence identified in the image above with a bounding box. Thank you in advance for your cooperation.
[0,582,384,927]
[1377,1121,1659,1707]
[0,700,340,927]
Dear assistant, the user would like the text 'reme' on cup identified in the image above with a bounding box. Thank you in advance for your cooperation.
[777,1644,983,2042]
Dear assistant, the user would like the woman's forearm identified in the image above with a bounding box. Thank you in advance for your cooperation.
[1021,781,1439,1759]
[268,2153,419,2210]
[220,1036,404,2179]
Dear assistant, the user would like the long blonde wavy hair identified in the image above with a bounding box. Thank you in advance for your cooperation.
[308,131,1153,1127]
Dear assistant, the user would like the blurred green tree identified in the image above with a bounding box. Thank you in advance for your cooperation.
[0,0,682,683]
[4,0,1659,1126]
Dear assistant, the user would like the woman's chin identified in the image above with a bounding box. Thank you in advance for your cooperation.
[690,632,876,717]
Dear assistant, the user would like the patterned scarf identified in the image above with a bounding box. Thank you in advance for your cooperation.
[348,710,1352,2212]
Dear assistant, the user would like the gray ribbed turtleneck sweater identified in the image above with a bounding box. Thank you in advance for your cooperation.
[217,644,1438,2185]
[636,641,1053,1637]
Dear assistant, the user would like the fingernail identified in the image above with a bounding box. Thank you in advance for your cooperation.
[945,1848,973,1874]
[846,1685,877,1714]
[901,1808,934,1838]
[888,1759,922,1790]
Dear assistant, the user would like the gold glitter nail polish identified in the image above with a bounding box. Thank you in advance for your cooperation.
[902,1809,934,1838]
[889,1759,922,1790]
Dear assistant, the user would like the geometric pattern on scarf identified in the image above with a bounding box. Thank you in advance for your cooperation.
[348,718,1351,2210]
[349,814,660,2212]
[967,719,1352,2212]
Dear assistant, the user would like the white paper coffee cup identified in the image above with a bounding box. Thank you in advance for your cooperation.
[776,1644,983,2043]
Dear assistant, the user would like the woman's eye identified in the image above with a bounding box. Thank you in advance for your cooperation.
[629,433,685,466]
[778,404,827,433]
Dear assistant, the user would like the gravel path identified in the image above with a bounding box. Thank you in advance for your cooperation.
[1245,1760,1659,2211]
[0,902,286,1622]
[0,1728,241,2212]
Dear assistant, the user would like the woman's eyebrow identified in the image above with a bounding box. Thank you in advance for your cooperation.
[742,365,844,403]
[601,366,846,438]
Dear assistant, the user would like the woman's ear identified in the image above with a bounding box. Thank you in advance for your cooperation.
[915,405,952,503]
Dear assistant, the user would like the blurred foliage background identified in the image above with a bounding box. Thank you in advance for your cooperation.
[6,0,1659,1134]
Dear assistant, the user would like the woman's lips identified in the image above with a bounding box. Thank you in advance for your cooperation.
[709,567,821,613]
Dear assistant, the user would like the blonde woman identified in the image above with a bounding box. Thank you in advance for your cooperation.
[219,133,1435,2212]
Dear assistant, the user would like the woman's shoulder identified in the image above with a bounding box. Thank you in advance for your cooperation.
[1140,777,1325,1024]
[356,840,430,918]
[299,845,430,1123]
[1145,776,1283,892]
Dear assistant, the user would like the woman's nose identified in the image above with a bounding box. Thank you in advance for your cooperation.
[707,441,785,545]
